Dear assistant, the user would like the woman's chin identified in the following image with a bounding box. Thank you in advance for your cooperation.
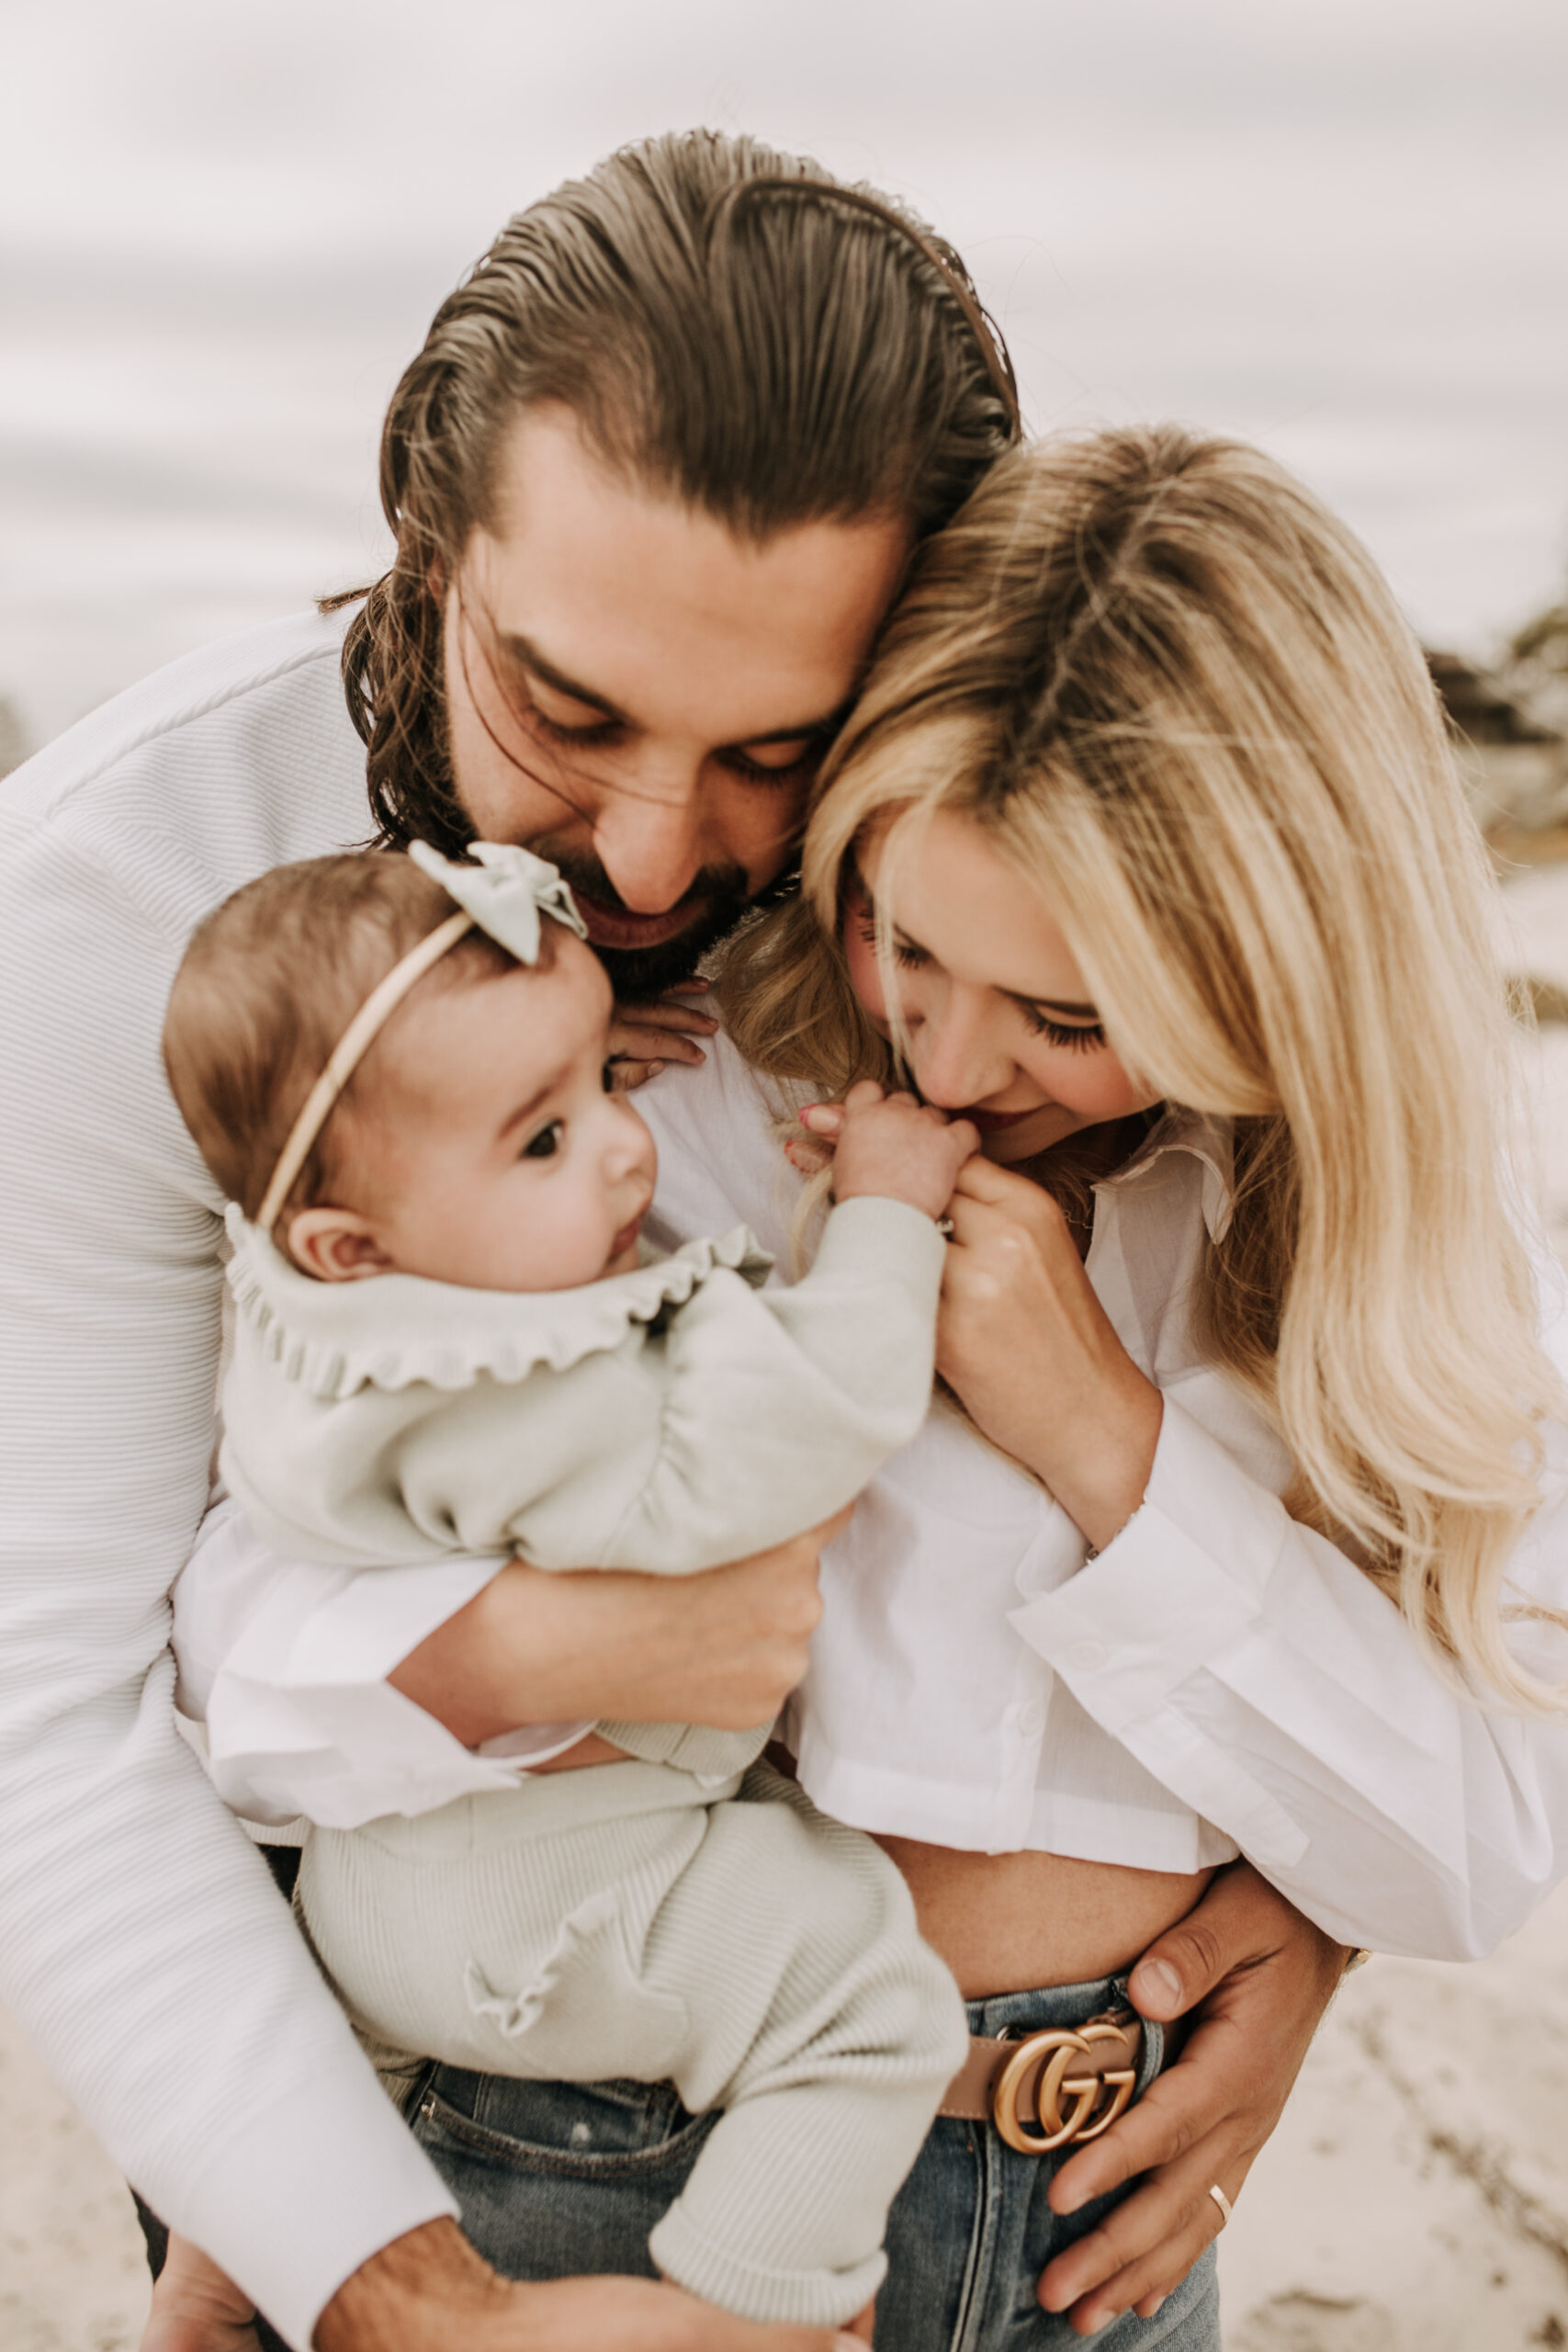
[978,1107,1084,1163]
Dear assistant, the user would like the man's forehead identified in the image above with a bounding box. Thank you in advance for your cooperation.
[469,412,910,743]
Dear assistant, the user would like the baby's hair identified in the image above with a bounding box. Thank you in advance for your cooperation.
[164,851,517,1223]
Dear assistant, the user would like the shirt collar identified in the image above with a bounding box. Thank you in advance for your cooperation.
[1096,1103,1236,1242]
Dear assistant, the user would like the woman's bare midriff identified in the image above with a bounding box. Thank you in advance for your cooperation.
[533,1736,1213,1997]
[875,1836,1215,1999]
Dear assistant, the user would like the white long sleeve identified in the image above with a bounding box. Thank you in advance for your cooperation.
[0,616,457,2351]
[1010,1380,1568,1960]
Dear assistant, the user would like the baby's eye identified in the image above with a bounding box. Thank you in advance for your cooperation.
[521,1119,565,1161]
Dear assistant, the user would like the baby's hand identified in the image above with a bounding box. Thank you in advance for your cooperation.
[825,1080,979,1223]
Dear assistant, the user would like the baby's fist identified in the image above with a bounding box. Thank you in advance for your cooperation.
[831,1081,978,1222]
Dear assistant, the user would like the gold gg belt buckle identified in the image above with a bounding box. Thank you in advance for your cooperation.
[989,2014,1139,2155]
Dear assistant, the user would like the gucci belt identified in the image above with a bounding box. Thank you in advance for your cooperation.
[939,2006,1144,2154]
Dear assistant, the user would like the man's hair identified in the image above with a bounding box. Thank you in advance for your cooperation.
[328,129,1021,855]
[164,854,513,1222]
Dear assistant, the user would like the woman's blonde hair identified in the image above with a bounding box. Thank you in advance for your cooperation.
[723,425,1565,1707]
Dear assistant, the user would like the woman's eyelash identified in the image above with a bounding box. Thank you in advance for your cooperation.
[1024,1009,1106,1051]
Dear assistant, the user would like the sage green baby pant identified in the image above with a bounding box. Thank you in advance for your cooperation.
[298,1758,968,2329]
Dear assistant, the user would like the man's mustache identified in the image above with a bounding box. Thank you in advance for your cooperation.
[523,838,750,921]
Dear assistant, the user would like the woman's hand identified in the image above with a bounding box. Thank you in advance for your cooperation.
[606,978,718,1091]
[1037,1866,1349,2335]
[389,1515,848,1749]
[938,1158,1162,1552]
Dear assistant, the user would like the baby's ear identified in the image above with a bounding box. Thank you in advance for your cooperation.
[285,1207,395,1283]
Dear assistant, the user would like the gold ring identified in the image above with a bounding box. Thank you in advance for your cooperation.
[1208,2183,1234,2229]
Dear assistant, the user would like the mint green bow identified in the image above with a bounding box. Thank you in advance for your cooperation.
[409,839,590,965]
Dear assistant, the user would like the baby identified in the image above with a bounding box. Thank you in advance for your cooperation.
[152,840,976,2346]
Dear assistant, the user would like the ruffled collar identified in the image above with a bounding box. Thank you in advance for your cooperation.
[223,1203,772,1401]
[1094,1104,1235,1242]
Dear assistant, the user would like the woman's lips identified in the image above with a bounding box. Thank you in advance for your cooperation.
[574,894,709,952]
[964,1103,1044,1134]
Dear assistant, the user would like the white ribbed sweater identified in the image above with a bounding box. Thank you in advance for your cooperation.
[0,613,456,2351]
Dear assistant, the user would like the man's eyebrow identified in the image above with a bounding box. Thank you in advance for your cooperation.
[499,633,627,723]
[502,631,851,747]
[741,699,856,747]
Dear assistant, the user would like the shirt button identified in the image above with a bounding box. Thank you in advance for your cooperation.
[1067,1639,1107,1674]
[1016,1702,1045,1738]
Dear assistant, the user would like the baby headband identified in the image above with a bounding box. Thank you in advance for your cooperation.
[255,840,589,1237]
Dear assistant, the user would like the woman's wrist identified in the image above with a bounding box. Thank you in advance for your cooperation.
[998,1370,1163,1555]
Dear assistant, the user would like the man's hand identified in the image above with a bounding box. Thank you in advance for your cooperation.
[1037,1866,1348,2335]
[391,1516,847,1749]
[606,978,718,1091]
[315,2218,866,2350]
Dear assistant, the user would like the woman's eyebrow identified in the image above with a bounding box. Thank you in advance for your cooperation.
[855,866,1100,1019]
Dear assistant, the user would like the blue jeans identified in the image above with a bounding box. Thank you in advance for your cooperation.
[405,1971,1220,2351]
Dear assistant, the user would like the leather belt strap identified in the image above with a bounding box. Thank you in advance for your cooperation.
[940,2007,1145,2154]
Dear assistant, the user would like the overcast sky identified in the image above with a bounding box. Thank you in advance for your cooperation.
[4,0,1565,746]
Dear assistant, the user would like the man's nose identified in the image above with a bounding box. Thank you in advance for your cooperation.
[591,764,706,914]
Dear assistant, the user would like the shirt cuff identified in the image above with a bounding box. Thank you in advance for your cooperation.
[206,1555,558,1827]
[177,2055,457,2352]
[1008,1396,1290,1732]
[1007,1398,1308,1870]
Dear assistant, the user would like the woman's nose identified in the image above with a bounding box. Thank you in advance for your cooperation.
[906,993,1011,1111]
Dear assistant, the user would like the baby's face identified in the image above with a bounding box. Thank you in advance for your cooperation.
[320,928,657,1292]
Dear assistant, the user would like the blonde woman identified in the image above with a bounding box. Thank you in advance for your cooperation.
[639,425,1568,2345]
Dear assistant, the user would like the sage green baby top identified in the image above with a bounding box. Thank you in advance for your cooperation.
[219,1192,947,1777]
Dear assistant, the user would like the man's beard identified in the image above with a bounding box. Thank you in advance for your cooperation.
[529,842,758,1000]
